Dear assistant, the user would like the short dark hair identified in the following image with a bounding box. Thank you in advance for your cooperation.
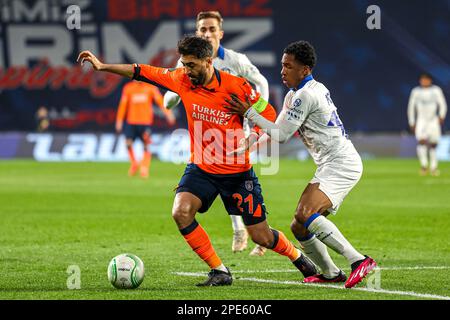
[419,73,433,80]
[177,35,213,59]
[284,41,317,69]
[196,11,223,30]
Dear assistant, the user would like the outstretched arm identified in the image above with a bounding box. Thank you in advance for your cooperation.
[77,50,134,78]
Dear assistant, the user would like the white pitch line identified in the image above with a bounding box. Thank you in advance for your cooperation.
[173,270,450,300]
[177,266,450,274]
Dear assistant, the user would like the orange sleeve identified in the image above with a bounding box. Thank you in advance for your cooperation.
[133,64,182,93]
[116,85,129,123]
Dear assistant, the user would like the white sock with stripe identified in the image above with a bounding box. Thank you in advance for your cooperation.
[298,234,341,278]
[305,214,365,265]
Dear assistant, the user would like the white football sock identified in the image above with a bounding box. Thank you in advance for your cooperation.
[417,145,428,168]
[230,215,246,232]
[300,235,341,278]
[214,264,229,273]
[306,215,365,265]
[429,147,438,171]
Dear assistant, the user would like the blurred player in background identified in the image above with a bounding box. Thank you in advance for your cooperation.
[36,106,50,132]
[116,80,176,178]
[407,73,447,176]
[226,41,377,288]
[77,35,319,287]
[164,11,270,256]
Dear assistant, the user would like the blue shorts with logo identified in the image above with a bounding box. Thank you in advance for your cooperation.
[123,123,151,141]
[175,164,268,226]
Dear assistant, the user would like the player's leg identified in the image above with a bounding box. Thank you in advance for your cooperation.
[428,124,441,176]
[295,183,376,288]
[417,139,429,175]
[139,127,152,178]
[245,220,317,278]
[429,143,440,176]
[290,183,343,282]
[123,123,139,176]
[126,139,139,176]
[416,123,429,175]
[230,215,249,253]
[221,169,317,278]
[291,220,345,283]
[173,165,231,286]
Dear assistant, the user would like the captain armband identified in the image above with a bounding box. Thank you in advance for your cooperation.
[244,97,268,119]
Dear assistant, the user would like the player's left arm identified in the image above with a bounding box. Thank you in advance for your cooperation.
[436,87,447,125]
[237,54,269,101]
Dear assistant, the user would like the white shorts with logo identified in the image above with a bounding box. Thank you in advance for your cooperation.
[310,154,363,215]
[415,120,441,144]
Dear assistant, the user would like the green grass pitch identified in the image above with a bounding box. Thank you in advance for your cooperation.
[0,159,449,300]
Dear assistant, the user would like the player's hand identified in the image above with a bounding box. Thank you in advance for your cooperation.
[224,94,251,116]
[115,121,123,133]
[77,50,104,70]
[439,118,445,126]
[410,125,415,133]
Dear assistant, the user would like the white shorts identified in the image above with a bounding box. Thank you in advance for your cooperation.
[310,156,363,215]
[415,121,441,144]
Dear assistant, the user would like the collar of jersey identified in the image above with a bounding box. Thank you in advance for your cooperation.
[291,74,314,91]
[191,68,222,91]
[217,45,225,60]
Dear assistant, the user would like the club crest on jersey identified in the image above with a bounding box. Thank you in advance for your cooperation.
[245,180,254,191]
[293,99,302,108]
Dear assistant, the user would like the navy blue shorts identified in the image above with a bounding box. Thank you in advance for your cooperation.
[123,123,151,141]
[175,164,268,226]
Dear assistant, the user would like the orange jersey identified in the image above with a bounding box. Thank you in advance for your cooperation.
[133,64,276,174]
[116,81,165,125]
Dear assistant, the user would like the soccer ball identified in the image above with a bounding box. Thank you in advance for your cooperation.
[107,253,145,289]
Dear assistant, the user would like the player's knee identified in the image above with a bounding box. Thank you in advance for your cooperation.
[294,206,315,225]
[171,204,195,225]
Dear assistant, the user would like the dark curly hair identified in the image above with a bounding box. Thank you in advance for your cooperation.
[284,41,317,69]
[177,35,213,59]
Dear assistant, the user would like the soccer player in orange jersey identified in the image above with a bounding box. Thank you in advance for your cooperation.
[116,81,176,178]
[77,35,318,286]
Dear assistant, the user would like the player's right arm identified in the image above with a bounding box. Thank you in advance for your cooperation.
[77,50,182,93]
[77,50,134,78]
[407,88,417,132]
[436,86,447,125]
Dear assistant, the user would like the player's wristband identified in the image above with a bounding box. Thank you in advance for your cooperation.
[244,107,258,120]
[132,63,140,80]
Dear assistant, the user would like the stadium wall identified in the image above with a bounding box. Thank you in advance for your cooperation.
[1,132,450,162]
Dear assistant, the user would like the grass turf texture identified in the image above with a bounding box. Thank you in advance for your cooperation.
[0,159,449,300]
